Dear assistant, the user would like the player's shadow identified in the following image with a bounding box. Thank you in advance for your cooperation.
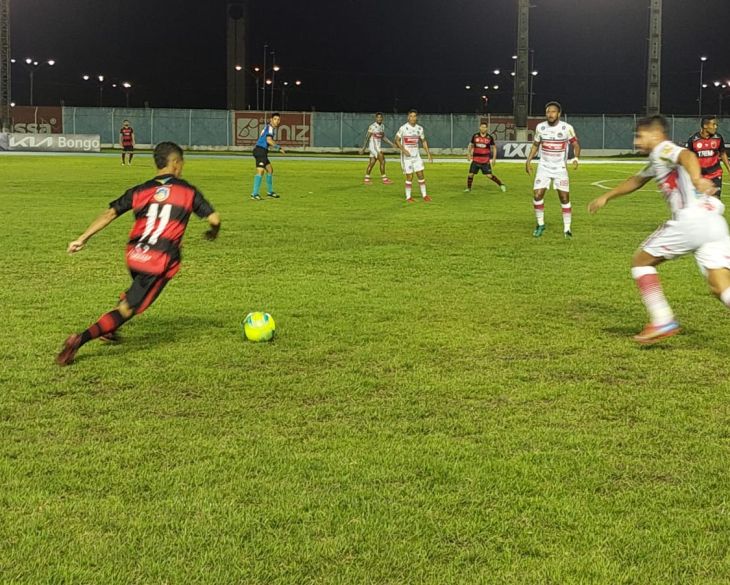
[74,314,229,362]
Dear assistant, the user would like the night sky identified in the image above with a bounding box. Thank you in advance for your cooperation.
[10,0,730,115]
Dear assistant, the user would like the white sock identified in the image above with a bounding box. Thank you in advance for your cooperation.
[405,181,412,199]
[534,199,545,226]
[631,266,675,325]
[419,179,427,197]
[561,202,572,232]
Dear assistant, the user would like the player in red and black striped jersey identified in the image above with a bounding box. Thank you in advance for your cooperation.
[56,142,221,366]
[120,119,135,166]
[685,116,730,198]
[465,122,506,193]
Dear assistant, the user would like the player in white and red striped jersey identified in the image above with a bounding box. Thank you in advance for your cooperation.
[526,101,581,238]
[589,115,730,344]
[394,109,434,203]
[360,112,396,185]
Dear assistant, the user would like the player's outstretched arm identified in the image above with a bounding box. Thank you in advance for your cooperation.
[203,212,222,241]
[68,208,119,254]
[678,150,718,196]
[588,175,651,214]
[383,135,396,148]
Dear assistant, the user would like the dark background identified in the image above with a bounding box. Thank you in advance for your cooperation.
[9,0,730,114]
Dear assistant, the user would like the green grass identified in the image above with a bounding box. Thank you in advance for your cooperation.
[1,154,729,584]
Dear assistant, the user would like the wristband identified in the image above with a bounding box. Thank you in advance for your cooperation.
[570,157,579,164]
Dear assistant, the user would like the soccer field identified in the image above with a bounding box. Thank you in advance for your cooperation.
[2,154,730,583]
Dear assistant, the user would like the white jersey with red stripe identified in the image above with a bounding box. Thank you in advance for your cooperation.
[368,122,385,152]
[396,123,425,159]
[637,140,724,218]
[534,120,577,170]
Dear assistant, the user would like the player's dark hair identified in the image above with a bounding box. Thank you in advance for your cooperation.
[479,121,488,126]
[408,109,418,115]
[375,112,383,117]
[271,112,281,118]
[636,115,669,135]
[122,119,129,123]
[545,101,562,113]
[153,142,184,169]
[701,115,717,127]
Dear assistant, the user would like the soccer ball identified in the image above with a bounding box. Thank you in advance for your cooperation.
[243,311,276,342]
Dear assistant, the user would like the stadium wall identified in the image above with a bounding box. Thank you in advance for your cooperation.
[58,107,723,154]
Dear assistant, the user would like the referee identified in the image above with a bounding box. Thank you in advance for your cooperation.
[252,113,285,200]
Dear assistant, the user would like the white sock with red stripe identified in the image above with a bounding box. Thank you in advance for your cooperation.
[418,179,427,198]
[631,266,675,326]
[721,288,730,308]
[405,181,412,200]
[533,199,545,226]
[561,202,572,232]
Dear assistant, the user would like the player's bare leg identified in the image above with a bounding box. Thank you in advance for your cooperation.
[404,172,414,202]
[364,157,377,184]
[706,267,730,306]
[416,170,430,201]
[532,187,548,236]
[265,163,278,198]
[557,189,572,238]
[487,173,507,192]
[630,250,680,344]
[378,153,392,184]
[252,167,266,200]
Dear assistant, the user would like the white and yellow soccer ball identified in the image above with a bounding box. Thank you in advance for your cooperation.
[243,312,276,342]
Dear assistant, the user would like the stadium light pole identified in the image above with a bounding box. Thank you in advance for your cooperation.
[122,82,132,107]
[529,70,538,116]
[262,43,268,113]
[21,57,55,106]
[699,56,708,117]
[270,61,279,112]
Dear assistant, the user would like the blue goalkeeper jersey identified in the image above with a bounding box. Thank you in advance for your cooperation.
[255,123,276,149]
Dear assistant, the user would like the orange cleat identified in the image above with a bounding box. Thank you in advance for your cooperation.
[633,321,681,345]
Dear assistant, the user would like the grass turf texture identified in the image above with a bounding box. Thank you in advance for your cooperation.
[1,155,729,584]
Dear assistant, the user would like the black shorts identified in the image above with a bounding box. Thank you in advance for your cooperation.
[712,176,723,198]
[122,145,134,152]
[469,161,492,175]
[124,263,178,315]
[253,146,270,168]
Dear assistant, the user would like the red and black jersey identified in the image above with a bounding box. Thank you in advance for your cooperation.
[470,132,495,164]
[109,175,215,275]
[120,126,134,147]
[685,132,726,180]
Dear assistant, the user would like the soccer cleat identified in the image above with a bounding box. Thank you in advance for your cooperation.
[251,194,262,201]
[364,178,372,184]
[406,197,415,203]
[266,192,280,199]
[533,224,546,237]
[382,178,394,184]
[500,185,507,192]
[463,188,471,193]
[423,195,432,202]
[633,321,681,345]
[564,230,573,239]
[55,334,81,366]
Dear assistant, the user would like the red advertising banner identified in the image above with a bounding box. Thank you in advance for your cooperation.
[10,106,63,134]
[234,111,312,147]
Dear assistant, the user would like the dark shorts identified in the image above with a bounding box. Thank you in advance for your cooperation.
[469,161,492,175]
[124,262,178,315]
[253,146,270,168]
[712,176,723,198]
[122,145,134,152]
